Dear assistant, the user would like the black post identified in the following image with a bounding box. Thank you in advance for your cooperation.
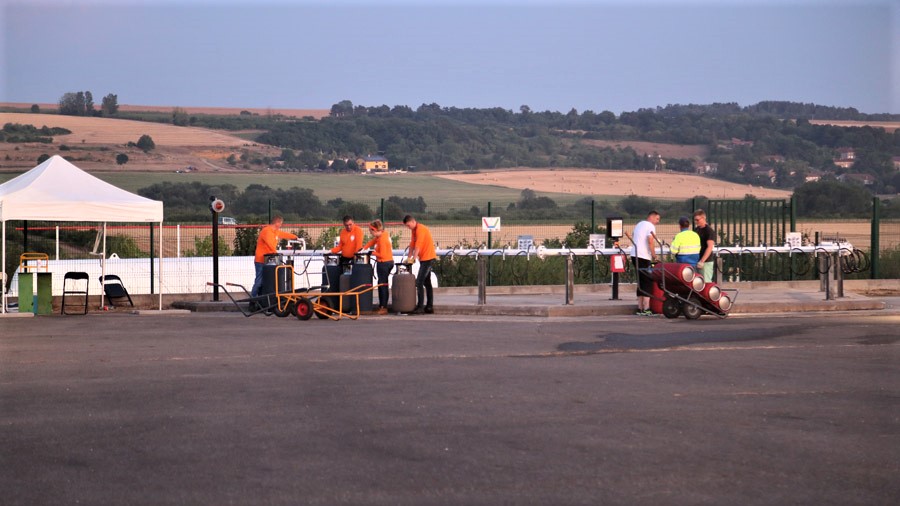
[871,197,880,279]
[23,220,28,252]
[611,271,620,300]
[150,224,155,294]
[211,199,220,302]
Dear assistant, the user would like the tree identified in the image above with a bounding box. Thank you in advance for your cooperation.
[30,104,40,113]
[58,92,84,116]
[336,202,373,221]
[172,107,189,126]
[330,100,354,117]
[84,91,94,116]
[101,94,119,116]
[116,153,129,165]
[136,134,155,152]
[793,180,871,217]
[57,91,94,116]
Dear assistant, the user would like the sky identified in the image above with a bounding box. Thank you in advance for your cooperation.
[1,0,898,115]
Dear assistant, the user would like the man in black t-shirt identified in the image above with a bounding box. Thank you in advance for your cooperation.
[693,209,717,281]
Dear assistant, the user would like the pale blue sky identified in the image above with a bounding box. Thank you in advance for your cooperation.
[2,0,898,114]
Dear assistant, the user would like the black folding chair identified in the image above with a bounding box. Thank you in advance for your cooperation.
[61,272,90,315]
[99,274,134,308]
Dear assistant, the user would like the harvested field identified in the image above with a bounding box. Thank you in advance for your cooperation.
[0,112,282,172]
[579,139,709,159]
[0,102,330,119]
[0,113,248,147]
[808,120,900,133]
[437,169,793,200]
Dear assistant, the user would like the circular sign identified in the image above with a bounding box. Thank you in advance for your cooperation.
[210,198,225,213]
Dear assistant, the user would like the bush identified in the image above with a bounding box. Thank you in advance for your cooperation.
[136,134,155,152]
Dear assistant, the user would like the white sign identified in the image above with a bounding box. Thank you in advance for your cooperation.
[589,234,606,250]
[785,232,802,249]
[517,235,534,250]
[482,217,501,232]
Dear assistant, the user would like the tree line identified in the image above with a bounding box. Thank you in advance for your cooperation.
[256,101,900,193]
[42,93,900,192]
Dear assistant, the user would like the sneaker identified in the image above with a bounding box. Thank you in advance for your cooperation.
[634,309,646,315]
[376,307,388,315]
[424,306,434,314]
[642,309,654,316]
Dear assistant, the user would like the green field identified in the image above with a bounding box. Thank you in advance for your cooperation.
[24,171,599,207]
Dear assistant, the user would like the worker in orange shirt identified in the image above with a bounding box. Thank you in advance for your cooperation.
[330,215,363,267]
[403,214,436,314]
[362,219,394,315]
[251,215,299,297]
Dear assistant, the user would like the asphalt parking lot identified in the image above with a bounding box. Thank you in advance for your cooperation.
[2,310,899,505]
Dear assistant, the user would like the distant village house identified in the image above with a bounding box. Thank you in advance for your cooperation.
[833,147,855,169]
[357,154,389,173]
[694,161,718,174]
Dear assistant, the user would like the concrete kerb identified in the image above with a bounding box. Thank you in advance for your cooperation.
[169,279,897,317]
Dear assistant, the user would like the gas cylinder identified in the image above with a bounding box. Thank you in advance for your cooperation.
[339,264,356,314]
[350,252,374,312]
[391,264,417,313]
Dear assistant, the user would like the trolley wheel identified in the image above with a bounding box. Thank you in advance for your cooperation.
[293,298,314,321]
[662,297,682,319]
[314,298,332,319]
[273,299,294,318]
[681,296,703,320]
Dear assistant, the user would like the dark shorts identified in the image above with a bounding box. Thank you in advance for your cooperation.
[633,257,654,297]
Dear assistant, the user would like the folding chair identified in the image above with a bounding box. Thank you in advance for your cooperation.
[99,274,134,308]
[61,272,90,315]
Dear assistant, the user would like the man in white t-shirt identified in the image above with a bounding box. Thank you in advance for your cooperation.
[631,210,660,315]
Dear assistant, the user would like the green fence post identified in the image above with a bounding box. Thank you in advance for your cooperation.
[871,197,880,279]
[790,195,797,233]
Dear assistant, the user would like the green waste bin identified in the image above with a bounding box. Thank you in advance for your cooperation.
[36,273,52,315]
[17,273,53,315]
[18,273,33,313]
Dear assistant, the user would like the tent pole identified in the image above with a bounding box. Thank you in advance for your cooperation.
[100,222,107,309]
[2,220,6,314]
[159,221,163,310]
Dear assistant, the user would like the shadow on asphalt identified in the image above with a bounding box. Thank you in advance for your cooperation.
[553,324,808,354]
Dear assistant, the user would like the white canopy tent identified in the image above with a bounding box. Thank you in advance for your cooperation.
[0,155,164,312]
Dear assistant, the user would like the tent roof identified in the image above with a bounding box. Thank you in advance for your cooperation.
[0,155,163,222]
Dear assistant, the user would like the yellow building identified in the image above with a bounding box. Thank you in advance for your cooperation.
[358,155,389,172]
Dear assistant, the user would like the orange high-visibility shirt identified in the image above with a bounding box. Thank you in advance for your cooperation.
[331,224,363,258]
[254,225,298,263]
[364,233,394,263]
[408,223,436,262]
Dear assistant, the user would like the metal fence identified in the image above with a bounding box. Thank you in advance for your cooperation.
[3,199,899,296]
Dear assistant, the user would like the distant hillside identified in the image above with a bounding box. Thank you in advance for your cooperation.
[0,102,330,119]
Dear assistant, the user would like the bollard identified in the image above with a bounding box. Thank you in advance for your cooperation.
[834,252,843,298]
[477,256,487,305]
[565,254,574,305]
